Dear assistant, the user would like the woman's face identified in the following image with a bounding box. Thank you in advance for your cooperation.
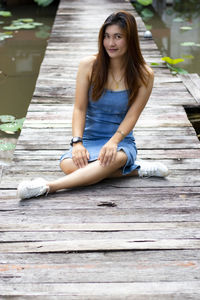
[103,24,127,59]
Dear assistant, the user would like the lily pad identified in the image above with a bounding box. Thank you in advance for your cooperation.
[17,18,34,23]
[182,54,194,59]
[173,17,184,22]
[180,42,196,46]
[0,140,15,151]
[180,26,193,30]
[0,11,12,17]
[141,8,154,19]
[0,115,15,123]
[0,33,13,41]
[137,0,152,5]
[34,0,55,7]
[162,57,184,65]
[0,117,25,134]
[3,25,22,30]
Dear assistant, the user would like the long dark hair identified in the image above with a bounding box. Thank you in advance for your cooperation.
[91,10,150,105]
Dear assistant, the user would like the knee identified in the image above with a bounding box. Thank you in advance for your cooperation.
[116,151,127,167]
[60,159,77,175]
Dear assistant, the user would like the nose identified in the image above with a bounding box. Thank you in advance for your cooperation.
[108,37,116,47]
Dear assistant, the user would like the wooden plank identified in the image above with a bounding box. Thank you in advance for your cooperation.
[0,222,200,232]
[180,74,200,103]
[1,239,200,253]
[0,257,200,283]
[0,282,200,297]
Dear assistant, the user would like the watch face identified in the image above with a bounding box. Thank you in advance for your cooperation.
[73,137,79,143]
[71,137,82,146]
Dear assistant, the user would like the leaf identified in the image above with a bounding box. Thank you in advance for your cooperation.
[180,26,193,30]
[0,11,12,17]
[141,8,154,18]
[137,0,152,6]
[21,24,36,29]
[151,62,160,66]
[0,115,15,123]
[34,0,54,6]
[0,33,13,41]
[0,117,25,134]
[182,54,194,59]
[32,22,43,26]
[35,30,50,39]
[167,64,188,75]
[173,17,184,22]
[145,24,152,30]
[0,140,15,151]
[180,42,196,46]
[162,57,184,65]
[18,18,34,23]
[3,25,22,30]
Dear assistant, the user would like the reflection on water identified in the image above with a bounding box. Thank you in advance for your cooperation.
[0,2,58,164]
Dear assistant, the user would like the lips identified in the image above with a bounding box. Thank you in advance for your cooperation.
[108,49,118,52]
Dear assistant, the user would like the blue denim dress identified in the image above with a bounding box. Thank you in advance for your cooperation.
[60,88,139,175]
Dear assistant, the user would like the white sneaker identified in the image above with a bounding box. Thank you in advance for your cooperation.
[136,160,169,178]
[17,177,49,200]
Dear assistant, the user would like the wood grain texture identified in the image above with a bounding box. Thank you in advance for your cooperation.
[1,0,200,298]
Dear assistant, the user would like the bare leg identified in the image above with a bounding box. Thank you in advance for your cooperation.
[48,151,128,193]
[108,169,138,178]
[59,156,139,179]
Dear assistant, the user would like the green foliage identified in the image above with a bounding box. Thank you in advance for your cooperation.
[137,0,152,6]
[161,56,188,75]
[167,64,188,75]
[161,57,184,65]
[151,62,160,66]
[180,26,193,30]
[34,0,54,7]
[0,32,13,41]
[0,140,15,151]
[141,8,154,20]
[3,19,43,31]
[173,17,184,22]
[0,115,25,134]
[0,11,12,17]
[181,42,200,47]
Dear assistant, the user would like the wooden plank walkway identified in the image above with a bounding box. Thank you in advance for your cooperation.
[1,0,200,298]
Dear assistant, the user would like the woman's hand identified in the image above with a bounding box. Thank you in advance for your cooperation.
[72,143,90,168]
[98,141,118,167]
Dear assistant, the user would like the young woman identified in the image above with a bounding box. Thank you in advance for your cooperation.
[18,11,169,200]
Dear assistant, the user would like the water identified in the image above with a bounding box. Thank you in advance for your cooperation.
[132,0,200,140]
[133,0,200,75]
[0,2,58,164]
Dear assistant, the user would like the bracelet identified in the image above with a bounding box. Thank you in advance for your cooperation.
[116,130,126,138]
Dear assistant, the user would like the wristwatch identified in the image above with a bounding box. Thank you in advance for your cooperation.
[70,136,83,146]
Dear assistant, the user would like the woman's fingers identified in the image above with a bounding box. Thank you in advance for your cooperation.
[99,145,117,167]
[72,146,89,168]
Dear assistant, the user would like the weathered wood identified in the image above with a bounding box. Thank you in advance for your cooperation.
[1,0,200,298]
[0,282,200,298]
[180,73,200,103]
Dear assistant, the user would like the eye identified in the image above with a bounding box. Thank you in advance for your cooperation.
[104,33,109,39]
[115,34,122,39]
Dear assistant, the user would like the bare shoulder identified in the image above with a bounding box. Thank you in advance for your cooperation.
[79,55,96,72]
[144,64,154,80]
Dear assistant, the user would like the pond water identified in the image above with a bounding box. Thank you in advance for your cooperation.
[0,1,58,164]
[132,0,200,140]
[133,0,200,75]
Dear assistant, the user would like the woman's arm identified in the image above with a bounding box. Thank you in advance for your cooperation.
[98,67,154,167]
[71,56,95,168]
